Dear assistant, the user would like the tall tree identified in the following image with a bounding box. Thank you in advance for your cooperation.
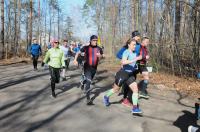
[0,0,4,59]
[28,0,33,47]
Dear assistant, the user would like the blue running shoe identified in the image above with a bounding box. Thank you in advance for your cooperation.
[131,107,142,114]
[103,95,110,106]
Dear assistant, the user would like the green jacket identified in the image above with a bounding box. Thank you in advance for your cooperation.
[43,48,65,68]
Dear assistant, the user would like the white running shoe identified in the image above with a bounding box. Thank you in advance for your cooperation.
[188,125,199,132]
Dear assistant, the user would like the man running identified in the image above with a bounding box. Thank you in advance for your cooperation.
[42,39,65,98]
[29,38,42,71]
[138,37,150,98]
[73,35,104,105]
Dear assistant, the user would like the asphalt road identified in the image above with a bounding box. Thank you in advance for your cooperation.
[0,63,197,132]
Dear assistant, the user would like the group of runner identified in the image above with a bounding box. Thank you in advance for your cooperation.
[29,31,150,114]
[103,30,150,114]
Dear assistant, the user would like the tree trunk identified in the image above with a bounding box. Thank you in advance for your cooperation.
[17,0,21,56]
[49,6,52,42]
[0,0,4,59]
[174,0,182,76]
[14,0,17,56]
[29,0,33,47]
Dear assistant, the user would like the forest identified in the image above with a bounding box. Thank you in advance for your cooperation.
[0,0,199,77]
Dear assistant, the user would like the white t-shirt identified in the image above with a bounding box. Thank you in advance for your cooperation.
[59,45,69,58]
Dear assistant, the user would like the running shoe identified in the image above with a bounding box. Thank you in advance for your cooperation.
[188,125,199,132]
[121,98,133,107]
[103,95,110,106]
[131,107,142,114]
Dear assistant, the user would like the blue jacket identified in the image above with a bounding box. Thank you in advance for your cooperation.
[29,44,42,56]
[135,42,141,56]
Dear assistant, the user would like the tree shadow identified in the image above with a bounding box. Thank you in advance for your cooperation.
[0,69,34,80]
[56,82,80,96]
[173,110,199,132]
[0,72,49,90]
[25,96,85,132]
[96,69,108,75]
[0,84,50,120]
[176,90,195,108]
[0,60,28,66]
[90,83,113,103]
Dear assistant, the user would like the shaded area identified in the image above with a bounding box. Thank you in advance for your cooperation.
[56,82,80,96]
[25,96,85,132]
[0,60,29,66]
[173,110,199,132]
[0,72,49,90]
[0,84,50,120]
[176,90,195,108]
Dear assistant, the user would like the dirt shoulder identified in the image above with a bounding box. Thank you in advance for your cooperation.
[99,59,200,99]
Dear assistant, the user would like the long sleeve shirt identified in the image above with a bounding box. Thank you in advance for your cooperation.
[43,48,65,68]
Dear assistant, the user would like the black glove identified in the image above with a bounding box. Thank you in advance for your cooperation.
[41,62,45,67]
[62,66,65,69]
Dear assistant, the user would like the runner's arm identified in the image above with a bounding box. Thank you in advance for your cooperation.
[43,50,50,64]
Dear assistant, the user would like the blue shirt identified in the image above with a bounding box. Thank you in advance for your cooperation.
[122,49,137,73]
[74,46,81,53]
[29,43,42,56]
[135,42,141,56]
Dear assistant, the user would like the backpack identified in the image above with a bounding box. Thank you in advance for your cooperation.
[116,47,126,59]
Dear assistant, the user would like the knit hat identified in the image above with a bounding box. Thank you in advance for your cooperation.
[132,31,140,38]
[90,35,98,41]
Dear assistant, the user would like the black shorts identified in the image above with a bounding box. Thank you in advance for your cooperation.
[138,64,148,73]
[115,69,136,87]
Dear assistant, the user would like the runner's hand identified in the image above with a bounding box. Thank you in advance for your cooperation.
[73,60,78,66]
[146,55,150,60]
[96,52,101,58]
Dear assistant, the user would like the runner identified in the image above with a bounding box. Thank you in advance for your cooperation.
[59,39,71,79]
[138,37,150,98]
[103,38,142,114]
[73,35,104,105]
[41,39,65,98]
[29,38,42,71]
[60,39,70,69]
[120,31,142,107]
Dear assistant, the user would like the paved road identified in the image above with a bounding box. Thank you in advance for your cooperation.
[0,63,197,132]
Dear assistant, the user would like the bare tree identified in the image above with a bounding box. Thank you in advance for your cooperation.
[0,0,4,59]
[28,0,33,47]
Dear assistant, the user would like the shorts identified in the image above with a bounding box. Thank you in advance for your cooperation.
[138,64,148,73]
[115,69,136,87]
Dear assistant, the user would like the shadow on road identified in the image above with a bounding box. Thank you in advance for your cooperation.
[0,84,50,120]
[25,96,85,132]
[173,110,199,132]
[56,82,80,96]
[0,72,49,90]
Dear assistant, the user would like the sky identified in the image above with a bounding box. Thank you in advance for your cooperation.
[58,0,97,42]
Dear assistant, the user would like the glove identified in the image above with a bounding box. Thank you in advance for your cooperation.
[41,62,45,67]
[62,66,65,69]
